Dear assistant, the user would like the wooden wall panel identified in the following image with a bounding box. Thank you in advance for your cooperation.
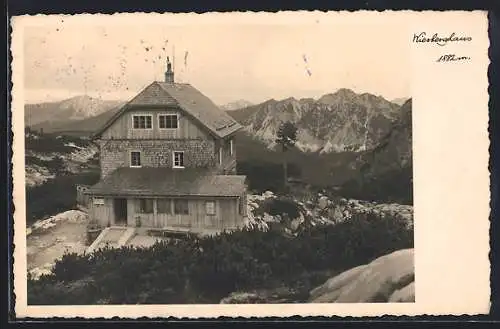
[101,109,210,140]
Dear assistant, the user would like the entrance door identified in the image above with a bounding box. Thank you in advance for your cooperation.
[113,198,128,226]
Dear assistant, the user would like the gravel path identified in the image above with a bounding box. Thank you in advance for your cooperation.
[27,210,89,279]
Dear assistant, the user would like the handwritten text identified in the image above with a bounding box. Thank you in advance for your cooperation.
[436,54,471,63]
[413,32,472,46]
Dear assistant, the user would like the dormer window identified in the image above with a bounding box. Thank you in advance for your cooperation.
[158,114,178,129]
[132,115,152,129]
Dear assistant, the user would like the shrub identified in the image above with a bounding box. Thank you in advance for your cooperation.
[236,161,301,193]
[28,212,413,305]
[52,252,92,282]
[296,212,413,271]
[254,196,301,219]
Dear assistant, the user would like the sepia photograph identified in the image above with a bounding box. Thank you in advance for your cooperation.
[22,15,414,306]
[11,11,491,317]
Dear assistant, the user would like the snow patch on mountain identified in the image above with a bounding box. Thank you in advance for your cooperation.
[220,100,254,111]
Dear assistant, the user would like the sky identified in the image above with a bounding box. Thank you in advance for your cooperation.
[22,13,411,105]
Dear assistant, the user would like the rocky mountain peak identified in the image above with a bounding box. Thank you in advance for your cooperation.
[25,95,124,129]
[318,88,357,105]
[229,89,402,153]
[219,99,254,111]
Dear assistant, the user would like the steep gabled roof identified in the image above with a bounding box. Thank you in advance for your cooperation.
[93,82,242,139]
[86,167,247,197]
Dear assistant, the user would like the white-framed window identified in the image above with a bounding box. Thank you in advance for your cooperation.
[132,114,153,129]
[205,201,216,215]
[158,114,178,129]
[174,199,189,215]
[130,151,141,167]
[173,151,184,168]
[93,197,105,206]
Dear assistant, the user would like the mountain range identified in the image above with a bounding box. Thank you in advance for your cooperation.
[228,88,402,153]
[25,96,124,134]
[339,98,413,203]
[219,100,254,111]
[25,89,407,155]
[24,91,412,203]
[359,98,412,173]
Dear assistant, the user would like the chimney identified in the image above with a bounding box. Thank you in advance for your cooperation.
[165,56,174,84]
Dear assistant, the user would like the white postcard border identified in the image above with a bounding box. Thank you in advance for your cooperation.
[11,10,491,318]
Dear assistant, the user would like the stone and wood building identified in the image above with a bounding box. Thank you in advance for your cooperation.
[81,58,248,235]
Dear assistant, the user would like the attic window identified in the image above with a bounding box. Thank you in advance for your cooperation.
[132,115,152,129]
[158,114,178,129]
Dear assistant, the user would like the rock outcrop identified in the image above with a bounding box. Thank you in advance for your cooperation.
[220,286,306,304]
[228,89,401,153]
[244,191,413,233]
[309,248,414,303]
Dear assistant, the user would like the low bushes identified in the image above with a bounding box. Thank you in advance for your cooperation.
[236,161,301,194]
[28,212,413,305]
[253,196,301,219]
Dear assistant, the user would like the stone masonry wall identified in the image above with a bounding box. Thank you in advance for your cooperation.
[99,139,216,178]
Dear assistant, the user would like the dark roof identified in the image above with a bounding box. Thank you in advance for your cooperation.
[86,167,247,197]
[93,82,242,139]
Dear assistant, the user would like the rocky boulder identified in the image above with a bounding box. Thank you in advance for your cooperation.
[309,249,414,303]
[220,286,307,304]
[244,191,413,234]
[220,292,268,304]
